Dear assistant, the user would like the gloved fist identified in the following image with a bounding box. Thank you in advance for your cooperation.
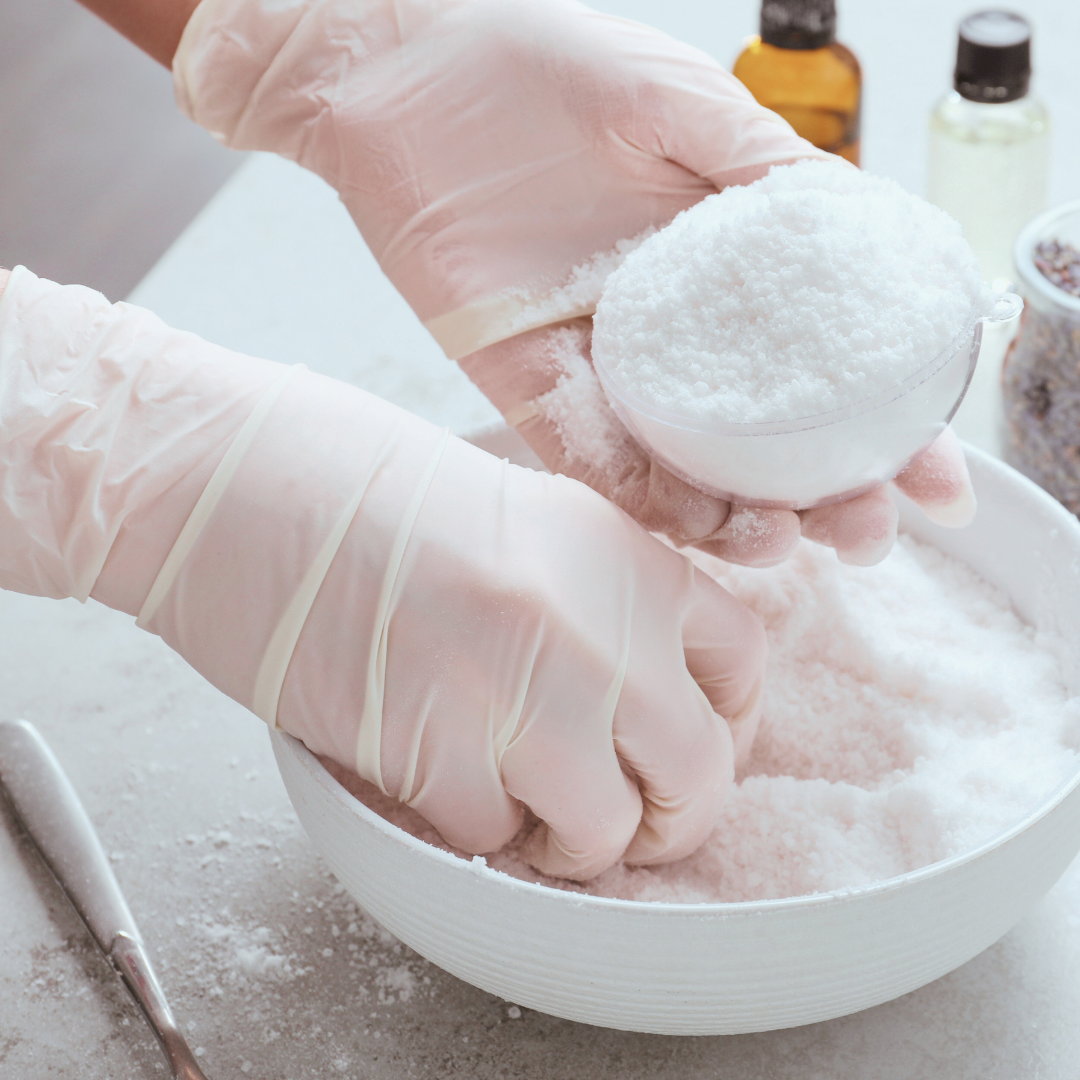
[172,0,976,567]
[0,267,765,880]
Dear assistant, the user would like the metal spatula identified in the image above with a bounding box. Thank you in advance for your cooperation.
[0,719,211,1080]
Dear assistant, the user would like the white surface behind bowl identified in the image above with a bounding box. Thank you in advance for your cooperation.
[272,446,1080,1035]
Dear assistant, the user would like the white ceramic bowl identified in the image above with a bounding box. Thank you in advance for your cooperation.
[593,297,1023,510]
[271,447,1080,1035]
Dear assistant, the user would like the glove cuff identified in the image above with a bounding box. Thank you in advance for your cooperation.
[426,228,656,360]
[425,292,596,362]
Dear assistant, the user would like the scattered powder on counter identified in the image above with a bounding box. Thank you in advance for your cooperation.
[328,536,1080,904]
[592,160,989,424]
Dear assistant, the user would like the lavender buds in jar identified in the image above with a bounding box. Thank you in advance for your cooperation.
[1004,203,1080,515]
[1032,241,1080,296]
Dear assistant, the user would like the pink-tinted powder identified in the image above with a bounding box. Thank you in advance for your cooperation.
[326,537,1080,903]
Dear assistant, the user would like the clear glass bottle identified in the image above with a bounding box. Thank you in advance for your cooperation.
[733,0,861,165]
[927,12,1050,285]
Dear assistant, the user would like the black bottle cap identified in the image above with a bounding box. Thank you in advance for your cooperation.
[954,11,1032,103]
[760,0,836,51]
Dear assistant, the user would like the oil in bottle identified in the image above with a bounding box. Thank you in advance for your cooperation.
[733,0,862,166]
[927,11,1049,285]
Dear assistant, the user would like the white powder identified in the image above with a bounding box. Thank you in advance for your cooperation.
[506,228,656,337]
[331,537,1080,903]
[536,324,639,473]
[592,160,989,424]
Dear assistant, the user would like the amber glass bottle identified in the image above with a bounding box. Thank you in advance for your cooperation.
[733,0,862,166]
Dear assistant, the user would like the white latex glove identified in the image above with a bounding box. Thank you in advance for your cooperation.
[174,0,822,356]
[172,0,976,568]
[0,266,765,880]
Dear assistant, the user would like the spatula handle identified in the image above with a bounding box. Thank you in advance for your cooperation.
[0,718,140,953]
[0,719,210,1080]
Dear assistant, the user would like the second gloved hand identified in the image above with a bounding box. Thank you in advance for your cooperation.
[0,267,765,880]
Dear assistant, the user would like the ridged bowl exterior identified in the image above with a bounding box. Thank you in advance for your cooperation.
[272,448,1080,1034]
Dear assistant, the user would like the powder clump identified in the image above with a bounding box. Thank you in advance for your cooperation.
[592,159,987,424]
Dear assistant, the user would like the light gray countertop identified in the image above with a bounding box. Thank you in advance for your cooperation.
[3,1,1080,1077]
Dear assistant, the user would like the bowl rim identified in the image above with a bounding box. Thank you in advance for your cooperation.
[593,294,1016,438]
[276,731,1080,917]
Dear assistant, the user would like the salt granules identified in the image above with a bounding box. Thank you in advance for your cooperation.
[331,537,1080,904]
[592,160,987,425]
[1005,239,1080,516]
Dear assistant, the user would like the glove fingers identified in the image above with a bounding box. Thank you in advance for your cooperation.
[892,427,976,527]
[617,566,760,865]
[500,716,644,882]
[799,486,899,566]
[616,685,734,867]
[397,700,526,857]
[694,507,802,568]
[679,567,769,768]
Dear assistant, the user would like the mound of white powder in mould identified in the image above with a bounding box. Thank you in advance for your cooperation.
[327,536,1080,904]
[592,160,988,424]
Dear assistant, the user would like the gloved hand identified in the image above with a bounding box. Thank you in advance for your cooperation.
[460,320,978,569]
[0,265,765,880]
[171,0,976,567]
[173,0,824,356]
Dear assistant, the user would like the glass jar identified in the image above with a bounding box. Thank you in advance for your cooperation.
[1003,201,1080,516]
